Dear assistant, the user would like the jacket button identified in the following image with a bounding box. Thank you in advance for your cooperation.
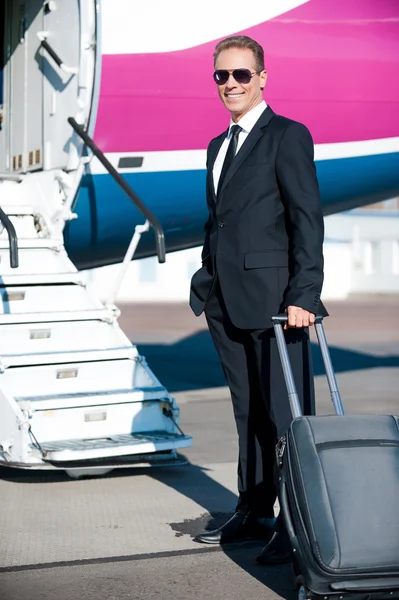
[218,221,225,228]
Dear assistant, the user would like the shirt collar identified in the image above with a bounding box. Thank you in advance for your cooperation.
[228,100,267,136]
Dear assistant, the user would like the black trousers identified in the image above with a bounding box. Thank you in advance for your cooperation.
[205,280,315,517]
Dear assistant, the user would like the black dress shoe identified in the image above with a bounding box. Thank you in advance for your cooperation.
[194,510,275,545]
[256,530,293,565]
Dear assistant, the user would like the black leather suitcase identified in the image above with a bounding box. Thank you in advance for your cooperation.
[271,315,399,600]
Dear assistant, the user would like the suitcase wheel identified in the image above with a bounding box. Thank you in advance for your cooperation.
[298,584,308,600]
[296,576,311,600]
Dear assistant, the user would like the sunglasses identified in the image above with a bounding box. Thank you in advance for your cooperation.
[213,68,260,85]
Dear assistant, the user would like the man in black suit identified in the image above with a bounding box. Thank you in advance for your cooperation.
[190,35,326,564]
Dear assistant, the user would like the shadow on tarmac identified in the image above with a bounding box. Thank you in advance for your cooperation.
[137,330,399,393]
[150,465,297,599]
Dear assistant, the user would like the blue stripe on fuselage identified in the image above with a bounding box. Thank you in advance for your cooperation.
[65,152,399,269]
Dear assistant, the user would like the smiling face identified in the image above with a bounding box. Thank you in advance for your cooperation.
[214,47,267,122]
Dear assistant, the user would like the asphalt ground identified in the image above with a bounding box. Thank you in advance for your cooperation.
[0,296,398,600]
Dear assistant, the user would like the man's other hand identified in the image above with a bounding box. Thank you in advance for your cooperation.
[284,306,315,329]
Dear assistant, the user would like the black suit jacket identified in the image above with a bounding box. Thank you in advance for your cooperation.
[190,105,327,329]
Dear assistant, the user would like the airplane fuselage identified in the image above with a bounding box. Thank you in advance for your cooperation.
[32,0,399,267]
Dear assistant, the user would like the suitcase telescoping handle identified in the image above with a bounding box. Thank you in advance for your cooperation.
[271,315,345,418]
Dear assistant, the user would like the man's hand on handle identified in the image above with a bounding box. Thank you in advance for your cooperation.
[284,306,316,329]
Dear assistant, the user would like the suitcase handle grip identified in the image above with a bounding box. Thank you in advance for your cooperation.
[271,314,344,418]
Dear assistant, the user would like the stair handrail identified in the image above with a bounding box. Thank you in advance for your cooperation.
[67,117,166,264]
[0,207,18,268]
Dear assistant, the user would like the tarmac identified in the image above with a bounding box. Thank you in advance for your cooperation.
[0,295,398,600]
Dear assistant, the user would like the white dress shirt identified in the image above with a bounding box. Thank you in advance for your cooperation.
[213,100,267,194]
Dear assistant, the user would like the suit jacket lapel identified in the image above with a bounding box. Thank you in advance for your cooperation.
[207,132,227,204]
[218,105,275,198]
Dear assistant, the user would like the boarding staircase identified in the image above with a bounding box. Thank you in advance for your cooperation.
[0,121,191,476]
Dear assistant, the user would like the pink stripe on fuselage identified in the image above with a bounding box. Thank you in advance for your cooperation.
[94,0,399,153]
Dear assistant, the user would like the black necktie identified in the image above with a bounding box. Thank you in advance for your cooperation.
[217,124,242,196]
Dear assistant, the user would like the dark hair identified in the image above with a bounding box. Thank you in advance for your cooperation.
[213,35,265,72]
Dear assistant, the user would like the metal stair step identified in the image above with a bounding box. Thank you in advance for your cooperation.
[0,180,32,208]
[0,307,113,325]
[0,174,24,182]
[0,247,76,276]
[23,395,184,459]
[0,216,62,247]
[0,273,85,286]
[0,320,133,363]
[0,358,154,397]
[0,239,64,250]
[2,346,138,368]
[0,214,38,239]
[0,283,103,315]
[33,432,192,462]
[0,205,34,215]
[16,387,165,410]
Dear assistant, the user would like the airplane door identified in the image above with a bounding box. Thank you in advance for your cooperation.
[4,0,96,174]
[8,0,44,173]
[42,0,80,170]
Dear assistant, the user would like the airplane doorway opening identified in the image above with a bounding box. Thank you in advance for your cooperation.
[6,0,45,173]
[1,0,97,177]
[0,1,4,136]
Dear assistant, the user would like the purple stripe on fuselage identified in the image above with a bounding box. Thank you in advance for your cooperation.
[94,0,399,152]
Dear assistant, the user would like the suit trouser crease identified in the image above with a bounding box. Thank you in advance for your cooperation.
[204,280,315,517]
